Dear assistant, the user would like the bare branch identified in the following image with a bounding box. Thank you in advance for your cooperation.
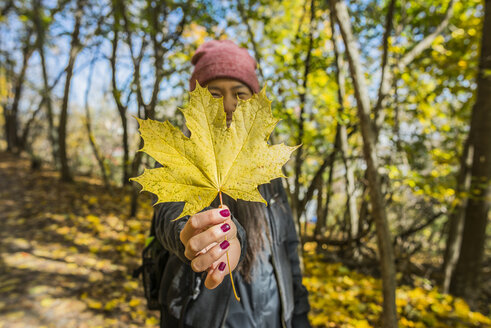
[19,98,44,149]
[294,0,316,217]
[394,211,444,242]
[84,46,113,191]
[373,0,396,122]
[110,29,125,115]
[299,131,340,212]
[398,0,455,71]
[0,0,14,17]
[120,0,147,114]
[237,0,265,81]
[374,0,455,133]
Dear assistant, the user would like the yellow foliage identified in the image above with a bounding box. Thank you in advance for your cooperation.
[87,300,103,309]
[123,281,138,292]
[454,298,471,318]
[302,253,491,327]
[182,22,207,45]
[104,299,119,311]
[145,317,160,326]
[129,298,141,307]
[40,298,55,308]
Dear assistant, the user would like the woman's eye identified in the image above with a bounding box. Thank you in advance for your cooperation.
[237,93,248,98]
[211,93,221,98]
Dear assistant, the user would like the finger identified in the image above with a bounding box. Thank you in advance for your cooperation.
[180,205,230,244]
[204,239,240,289]
[190,236,235,272]
[208,238,240,271]
[204,259,228,289]
[184,219,236,261]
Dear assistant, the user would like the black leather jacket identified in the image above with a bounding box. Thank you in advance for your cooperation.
[154,178,311,328]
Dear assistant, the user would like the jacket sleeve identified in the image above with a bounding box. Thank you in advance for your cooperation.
[273,179,311,327]
[153,202,248,267]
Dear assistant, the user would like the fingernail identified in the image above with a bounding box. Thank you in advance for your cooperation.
[221,223,230,232]
[218,262,226,271]
[220,240,230,250]
[219,209,230,217]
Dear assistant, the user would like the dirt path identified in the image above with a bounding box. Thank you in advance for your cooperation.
[0,152,159,328]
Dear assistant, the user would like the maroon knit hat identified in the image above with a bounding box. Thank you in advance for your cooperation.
[189,40,260,93]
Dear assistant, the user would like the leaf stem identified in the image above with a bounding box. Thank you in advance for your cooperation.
[219,191,240,302]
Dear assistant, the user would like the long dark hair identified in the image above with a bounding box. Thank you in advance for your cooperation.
[211,192,269,283]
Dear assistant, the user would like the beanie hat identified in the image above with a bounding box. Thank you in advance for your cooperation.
[189,40,260,93]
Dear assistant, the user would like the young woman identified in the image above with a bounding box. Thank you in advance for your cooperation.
[153,39,311,328]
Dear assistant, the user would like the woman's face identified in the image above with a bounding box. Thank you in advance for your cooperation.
[206,78,253,127]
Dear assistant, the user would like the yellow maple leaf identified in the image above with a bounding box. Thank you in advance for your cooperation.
[130,83,298,220]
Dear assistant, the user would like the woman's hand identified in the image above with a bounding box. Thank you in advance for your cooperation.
[179,205,241,289]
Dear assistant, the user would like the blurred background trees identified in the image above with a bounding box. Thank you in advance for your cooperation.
[0,0,489,325]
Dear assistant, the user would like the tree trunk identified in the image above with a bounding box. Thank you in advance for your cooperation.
[331,1,398,326]
[449,0,491,307]
[84,50,112,192]
[129,142,144,217]
[293,0,315,229]
[341,124,358,240]
[5,43,32,153]
[58,0,84,182]
[39,41,58,167]
[110,28,130,186]
[314,144,336,238]
[314,176,326,238]
[442,138,472,293]
[33,0,58,167]
[19,97,45,151]
[329,8,359,240]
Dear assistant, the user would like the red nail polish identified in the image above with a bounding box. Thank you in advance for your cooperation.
[220,240,230,250]
[221,223,230,232]
[218,262,226,271]
[219,209,230,217]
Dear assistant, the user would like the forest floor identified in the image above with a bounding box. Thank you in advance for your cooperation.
[0,152,158,327]
[0,151,490,328]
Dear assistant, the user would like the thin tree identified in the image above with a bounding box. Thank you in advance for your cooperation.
[329,0,398,325]
[3,30,34,153]
[33,0,59,166]
[449,0,491,307]
[58,0,85,182]
[110,0,134,186]
[120,0,191,216]
[292,0,315,231]
[329,7,359,243]
[442,138,472,293]
[84,47,112,192]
